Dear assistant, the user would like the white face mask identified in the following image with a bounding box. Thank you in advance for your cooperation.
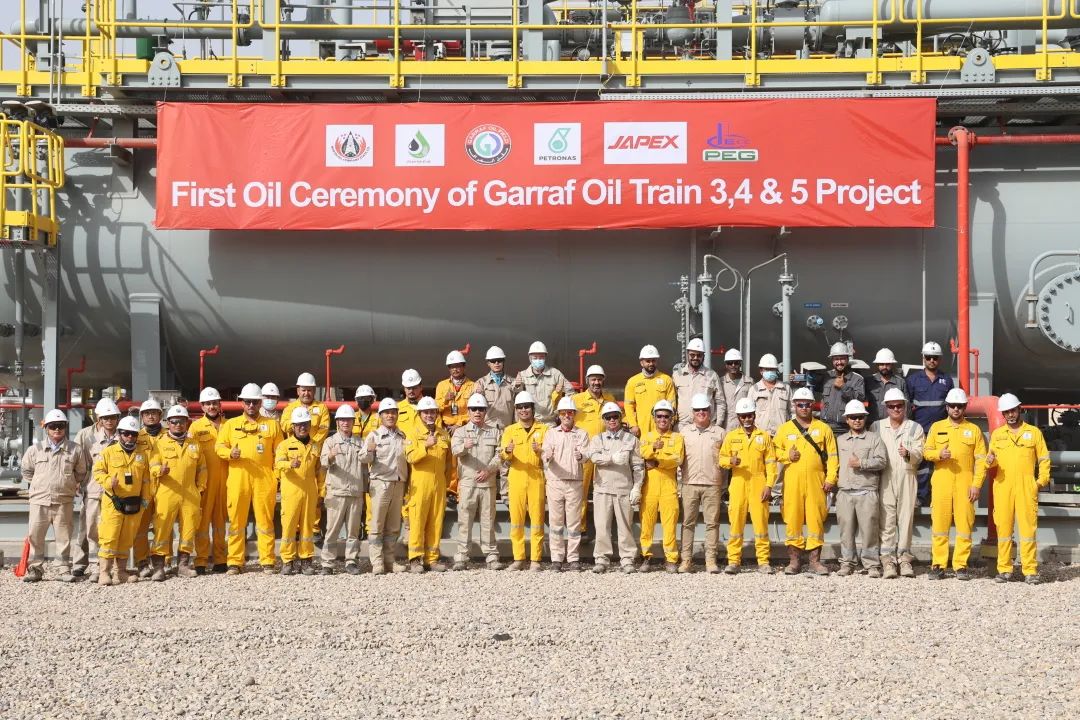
[262,398,277,412]
[762,370,779,382]
[530,359,545,371]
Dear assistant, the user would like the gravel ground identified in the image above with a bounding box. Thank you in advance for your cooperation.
[1,561,1077,720]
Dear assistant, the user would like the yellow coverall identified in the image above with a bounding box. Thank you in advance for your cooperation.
[190,415,228,569]
[501,422,549,562]
[624,372,677,437]
[986,423,1050,577]
[280,401,330,447]
[93,444,152,560]
[436,377,474,498]
[405,424,451,565]
[571,389,615,533]
[773,419,838,551]
[719,427,777,565]
[132,431,160,567]
[923,419,987,570]
[398,399,444,522]
[639,429,686,564]
[216,415,284,568]
[150,435,207,558]
[275,436,324,564]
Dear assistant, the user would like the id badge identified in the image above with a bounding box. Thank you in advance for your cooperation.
[256,443,264,454]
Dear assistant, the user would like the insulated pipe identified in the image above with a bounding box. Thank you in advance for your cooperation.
[199,345,219,390]
[699,279,713,368]
[949,126,973,394]
[325,345,345,398]
[779,259,795,383]
[65,137,157,149]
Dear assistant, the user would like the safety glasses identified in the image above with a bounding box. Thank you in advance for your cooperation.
[167,418,185,425]
[45,423,67,431]
[119,430,138,438]
[515,404,533,410]
[602,414,620,421]
[654,413,672,421]
[793,402,812,409]
[886,403,905,411]
[946,403,966,409]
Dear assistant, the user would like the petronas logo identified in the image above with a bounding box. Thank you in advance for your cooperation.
[547,127,571,154]
[408,130,431,159]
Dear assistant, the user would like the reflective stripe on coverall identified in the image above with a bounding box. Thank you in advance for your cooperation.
[923,419,987,570]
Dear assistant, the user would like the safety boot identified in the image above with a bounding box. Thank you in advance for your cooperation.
[954,568,971,581]
[882,561,899,580]
[22,566,43,583]
[345,562,361,575]
[807,548,830,576]
[620,563,637,574]
[706,561,722,575]
[508,560,526,571]
[867,566,882,579]
[757,563,775,575]
[150,556,167,582]
[320,565,335,576]
[452,560,468,572]
[371,562,386,576]
[677,558,693,574]
[486,558,504,571]
[899,560,916,578]
[408,559,426,574]
[836,562,854,578]
[566,561,582,572]
[177,553,197,578]
[551,561,563,573]
[783,550,803,575]
[300,559,317,576]
[1024,574,1043,585]
[225,565,241,576]
[528,561,542,572]
[212,563,228,574]
[137,561,153,580]
[429,561,449,573]
[98,559,114,586]
[592,561,609,574]
[722,564,739,575]
[88,564,100,584]
[280,561,296,576]
[115,560,136,584]
[927,566,945,580]
[664,562,679,574]
[58,567,75,583]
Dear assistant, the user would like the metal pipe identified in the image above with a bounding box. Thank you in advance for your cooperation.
[324,344,346,398]
[779,258,795,381]
[199,345,220,390]
[65,137,157,149]
[743,253,787,376]
[1023,250,1080,328]
[65,356,85,407]
[1050,451,1080,464]
[949,126,973,394]
[577,341,597,388]
[700,280,713,368]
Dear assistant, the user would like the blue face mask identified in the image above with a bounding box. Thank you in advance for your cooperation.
[762,370,779,382]
[262,398,277,412]
[530,359,546,372]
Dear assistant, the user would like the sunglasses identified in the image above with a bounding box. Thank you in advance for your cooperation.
[45,423,67,431]
[602,414,620,420]
[241,399,259,405]
[654,414,672,420]
[515,404,533,409]
[924,356,940,361]
[469,407,487,412]
[693,408,710,414]
[848,415,867,421]
[737,413,755,418]
[488,359,505,363]
[794,402,813,409]
[119,430,138,437]
[885,403,905,410]
[946,403,966,409]
[725,360,741,365]
[167,418,186,424]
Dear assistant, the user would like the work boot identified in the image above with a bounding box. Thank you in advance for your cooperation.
[212,563,228,574]
[300,559,317,576]
[567,561,582,572]
[429,561,448,573]
[486,558,504,571]
[452,561,468,572]
[621,563,637,574]
[757,563,775,575]
[137,561,153,580]
[722,564,739,575]
[98,559,114,586]
[677,558,693,574]
[1024,574,1043,585]
[706,561,722,575]
[177,553,197,578]
[508,560,526,571]
[528,561,542,573]
[408,559,426,574]
[280,561,296,576]
[784,550,803,575]
[899,561,916,578]
[994,573,1010,583]
[150,556,166,582]
[664,562,679,574]
[371,562,386,576]
[345,563,361,575]
[638,557,654,573]
[867,566,882,579]
[58,567,75,583]
[551,561,563,573]
[807,548,830,576]
[194,565,207,576]
[320,565,334,576]
[954,568,971,581]
[88,565,100,584]
[22,566,43,583]
[927,566,945,580]
[883,562,899,580]
[225,565,242,576]
[592,561,609,574]
[836,563,854,578]
[115,561,136,584]
[71,567,86,578]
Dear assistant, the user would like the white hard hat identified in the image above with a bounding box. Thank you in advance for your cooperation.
[690,393,712,411]
[945,388,969,405]
[883,388,906,404]
[377,398,398,414]
[514,391,535,406]
[94,398,120,417]
[652,399,674,415]
[445,350,466,366]
[485,345,506,361]
[416,396,438,412]
[843,400,868,417]
[118,416,140,433]
[401,369,422,388]
[139,398,162,413]
[261,382,281,397]
[873,348,897,365]
[528,341,548,355]
[239,383,263,400]
[686,338,706,353]
[466,394,488,409]
[724,348,743,362]
[829,342,850,358]
[600,402,622,416]
[734,398,756,415]
[335,404,356,420]
[43,409,67,425]
[166,405,189,420]
[792,387,815,402]
[556,396,578,413]
[585,364,605,378]
[198,387,221,403]
[290,407,312,425]
[921,341,943,357]
[354,384,375,398]
[758,353,779,369]
[296,372,317,388]
[639,344,660,360]
[997,393,1021,412]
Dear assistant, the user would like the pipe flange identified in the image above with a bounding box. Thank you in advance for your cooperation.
[148,52,181,88]
[1037,270,1080,352]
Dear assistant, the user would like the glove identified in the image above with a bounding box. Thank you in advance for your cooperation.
[611,450,629,465]
[629,486,641,509]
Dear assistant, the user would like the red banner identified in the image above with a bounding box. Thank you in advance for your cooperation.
[155,99,935,231]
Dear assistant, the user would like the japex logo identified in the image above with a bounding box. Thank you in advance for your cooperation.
[395,124,445,167]
[603,122,687,164]
[702,122,759,162]
[325,124,374,167]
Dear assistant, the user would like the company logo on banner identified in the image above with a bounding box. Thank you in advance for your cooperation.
[395,124,445,167]
[702,123,759,162]
[603,122,687,165]
[534,123,581,165]
[466,124,512,165]
[326,125,373,167]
